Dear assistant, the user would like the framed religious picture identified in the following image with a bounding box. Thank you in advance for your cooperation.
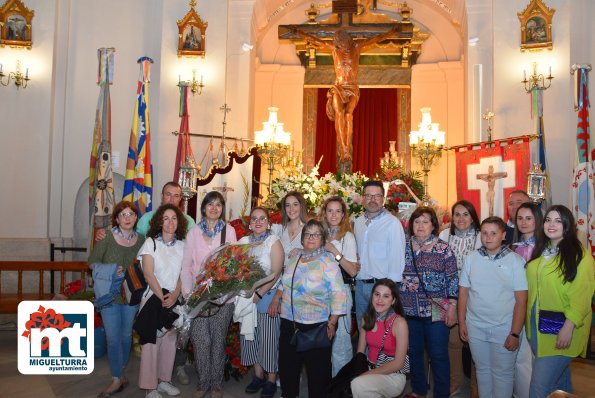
[517,0,555,52]
[0,0,34,49]
[177,0,207,57]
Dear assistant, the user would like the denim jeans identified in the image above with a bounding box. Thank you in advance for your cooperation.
[407,316,450,398]
[332,286,353,377]
[355,280,374,329]
[467,321,518,398]
[528,304,573,398]
[100,303,138,378]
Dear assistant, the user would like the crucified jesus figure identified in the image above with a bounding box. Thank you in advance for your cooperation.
[292,26,398,164]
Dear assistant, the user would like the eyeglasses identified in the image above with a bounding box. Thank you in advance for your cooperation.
[118,211,136,218]
[250,216,268,223]
[364,193,384,200]
[304,232,322,239]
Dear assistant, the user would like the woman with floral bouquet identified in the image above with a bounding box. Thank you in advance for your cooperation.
[181,192,237,398]
[270,219,348,398]
[237,207,284,397]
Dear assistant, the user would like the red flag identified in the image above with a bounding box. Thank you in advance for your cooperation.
[455,139,531,221]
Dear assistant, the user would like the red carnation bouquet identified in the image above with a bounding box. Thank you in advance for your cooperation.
[185,243,269,318]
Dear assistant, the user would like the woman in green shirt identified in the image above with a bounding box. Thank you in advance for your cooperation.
[525,205,594,398]
[88,200,146,397]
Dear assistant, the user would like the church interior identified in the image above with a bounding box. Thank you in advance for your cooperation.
[0,0,593,396]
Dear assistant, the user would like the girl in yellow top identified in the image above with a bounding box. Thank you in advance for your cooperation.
[525,205,594,398]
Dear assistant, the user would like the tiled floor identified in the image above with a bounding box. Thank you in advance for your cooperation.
[1,318,593,398]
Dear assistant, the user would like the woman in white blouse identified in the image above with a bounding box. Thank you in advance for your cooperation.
[438,200,482,395]
[320,196,360,377]
[237,207,284,398]
[138,204,187,398]
[271,191,308,266]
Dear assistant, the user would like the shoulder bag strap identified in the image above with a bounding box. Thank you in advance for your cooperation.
[376,315,397,364]
[290,254,303,331]
[410,240,446,312]
[220,225,227,247]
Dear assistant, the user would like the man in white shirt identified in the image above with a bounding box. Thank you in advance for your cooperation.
[353,180,406,326]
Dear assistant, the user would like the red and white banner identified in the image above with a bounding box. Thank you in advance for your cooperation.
[455,138,531,221]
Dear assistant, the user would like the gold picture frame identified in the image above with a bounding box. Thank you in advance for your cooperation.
[0,0,34,49]
[518,0,555,52]
[177,0,207,57]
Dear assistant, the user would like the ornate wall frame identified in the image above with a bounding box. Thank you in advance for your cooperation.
[518,0,555,52]
[0,0,34,49]
[177,0,207,57]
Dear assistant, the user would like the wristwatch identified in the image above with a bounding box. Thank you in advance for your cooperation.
[509,332,520,338]
[335,253,343,262]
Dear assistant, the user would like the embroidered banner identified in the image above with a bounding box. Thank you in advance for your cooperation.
[122,56,154,215]
[571,66,595,255]
[455,139,531,221]
[88,48,115,248]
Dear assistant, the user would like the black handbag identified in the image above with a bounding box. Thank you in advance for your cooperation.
[538,310,566,335]
[289,255,332,353]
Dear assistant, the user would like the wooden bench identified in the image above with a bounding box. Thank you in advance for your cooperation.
[0,261,88,313]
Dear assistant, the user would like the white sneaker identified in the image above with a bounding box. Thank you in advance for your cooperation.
[175,365,189,385]
[146,390,163,398]
[157,381,181,396]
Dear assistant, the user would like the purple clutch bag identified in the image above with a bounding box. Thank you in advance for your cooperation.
[538,310,566,335]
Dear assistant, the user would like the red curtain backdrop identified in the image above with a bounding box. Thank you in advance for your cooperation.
[315,88,399,176]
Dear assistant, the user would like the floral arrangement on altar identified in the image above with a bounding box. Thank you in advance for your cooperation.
[270,159,370,217]
[270,162,325,212]
[320,171,369,216]
[377,166,425,214]
[186,244,266,317]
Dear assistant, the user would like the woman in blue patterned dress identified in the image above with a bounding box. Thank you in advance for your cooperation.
[399,206,458,398]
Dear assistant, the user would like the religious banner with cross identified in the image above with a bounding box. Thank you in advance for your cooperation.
[454,138,531,221]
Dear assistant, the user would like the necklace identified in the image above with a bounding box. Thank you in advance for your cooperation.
[198,219,224,238]
[411,235,435,248]
[249,230,271,244]
[543,244,559,259]
[365,209,385,226]
[300,247,326,259]
[157,233,177,247]
[328,226,339,240]
[112,226,136,242]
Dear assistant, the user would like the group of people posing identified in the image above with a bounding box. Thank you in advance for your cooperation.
[89,181,594,398]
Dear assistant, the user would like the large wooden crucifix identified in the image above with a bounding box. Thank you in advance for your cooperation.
[279,0,413,174]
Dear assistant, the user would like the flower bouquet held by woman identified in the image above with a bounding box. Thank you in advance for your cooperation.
[185,243,270,318]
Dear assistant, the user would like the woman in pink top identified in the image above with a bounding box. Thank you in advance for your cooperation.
[180,191,237,398]
[512,202,544,262]
[351,279,408,398]
[511,201,544,398]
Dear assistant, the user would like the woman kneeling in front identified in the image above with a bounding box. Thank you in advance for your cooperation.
[351,278,408,398]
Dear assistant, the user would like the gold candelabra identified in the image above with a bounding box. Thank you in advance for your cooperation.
[255,107,291,206]
[522,62,553,93]
[178,69,204,95]
[409,108,445,201]
[0,60,30,89]
[379,140,406,174]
